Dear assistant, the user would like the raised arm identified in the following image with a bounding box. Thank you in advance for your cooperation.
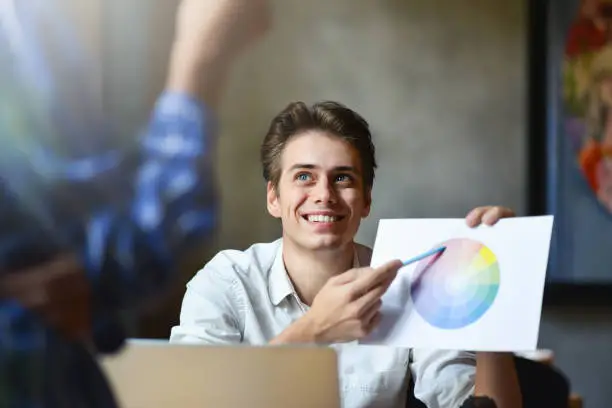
[0,0,269,353]
[83,0,271,351]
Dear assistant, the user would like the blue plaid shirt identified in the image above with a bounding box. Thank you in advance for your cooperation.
[0,1,217,406]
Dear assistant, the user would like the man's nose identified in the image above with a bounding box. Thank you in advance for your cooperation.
[313,179,337,204]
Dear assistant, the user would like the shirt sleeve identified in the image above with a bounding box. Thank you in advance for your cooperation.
[169,262,243,345]
[410,348,476,408]
[0,1,219,353]
[80,92,219,353]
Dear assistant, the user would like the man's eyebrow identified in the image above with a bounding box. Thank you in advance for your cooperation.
[289,164,317,171]
[334,166,360,174]
[288,164,360,174]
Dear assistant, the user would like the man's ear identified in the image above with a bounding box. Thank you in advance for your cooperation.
[362,187,372,218]
[266,181,281,218]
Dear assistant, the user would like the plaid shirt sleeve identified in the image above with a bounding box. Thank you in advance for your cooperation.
[1,0,219,355]
[78,92,218,354]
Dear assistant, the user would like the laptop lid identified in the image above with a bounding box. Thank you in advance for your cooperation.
[100,339,340,408]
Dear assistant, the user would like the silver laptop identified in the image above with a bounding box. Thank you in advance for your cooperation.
[100,339,340,408]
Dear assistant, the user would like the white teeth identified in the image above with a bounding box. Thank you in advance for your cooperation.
[307,215,338,223]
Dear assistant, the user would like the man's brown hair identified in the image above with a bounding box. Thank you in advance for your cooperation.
[260,101,377,191]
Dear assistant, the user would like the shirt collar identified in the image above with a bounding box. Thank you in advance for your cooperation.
[268,239,361,306]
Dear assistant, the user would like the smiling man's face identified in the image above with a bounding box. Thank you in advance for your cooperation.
[266,130,372,252]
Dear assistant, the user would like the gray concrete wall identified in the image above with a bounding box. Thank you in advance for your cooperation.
[98,0,610,406]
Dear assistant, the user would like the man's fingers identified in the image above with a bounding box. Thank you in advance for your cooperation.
[466,205,516,227]
[481,206,515,226]
[363,310,382,335]
[351,259,402,297]
[465,206,491,227]
[351,273,396,314]
[361,299,381,323]
[353,288,383,315]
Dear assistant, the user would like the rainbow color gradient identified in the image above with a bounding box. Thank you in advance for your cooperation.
[410,238,500,329]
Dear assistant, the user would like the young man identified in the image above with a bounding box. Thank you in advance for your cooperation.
[0,0,269,406]
[170,101,522,408]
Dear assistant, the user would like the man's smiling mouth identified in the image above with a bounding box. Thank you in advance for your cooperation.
[302,214,346,223]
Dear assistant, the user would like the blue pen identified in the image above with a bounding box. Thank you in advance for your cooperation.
[402,246,446,266]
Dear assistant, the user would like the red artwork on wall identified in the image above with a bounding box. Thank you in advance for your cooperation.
[564,0,612,212]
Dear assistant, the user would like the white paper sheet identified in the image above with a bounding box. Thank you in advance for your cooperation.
[360,216,554,352]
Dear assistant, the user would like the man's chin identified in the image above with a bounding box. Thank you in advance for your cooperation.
[304,235,350,252]
[283,227,357,252]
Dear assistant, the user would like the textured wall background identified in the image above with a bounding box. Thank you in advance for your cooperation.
[215,0,527,249]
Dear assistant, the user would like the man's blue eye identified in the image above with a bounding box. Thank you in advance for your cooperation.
[297,173,310,181]
[335,174,352,183]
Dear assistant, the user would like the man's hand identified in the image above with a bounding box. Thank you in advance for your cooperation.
[167,0,271,105]
[465,206,515,227]
[175,0,271,62]
[0,255,91,342]
[271,260,403,345]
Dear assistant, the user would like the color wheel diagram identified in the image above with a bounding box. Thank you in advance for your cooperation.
[410,238,500,330]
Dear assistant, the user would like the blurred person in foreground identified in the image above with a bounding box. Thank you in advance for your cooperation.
[0,0,270,406]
